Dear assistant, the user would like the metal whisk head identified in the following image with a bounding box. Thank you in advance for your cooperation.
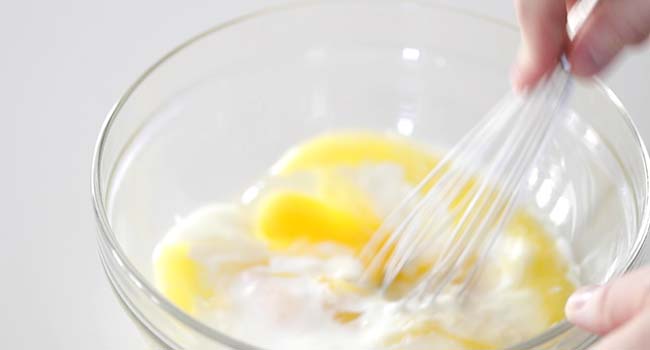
[360,65,573,307]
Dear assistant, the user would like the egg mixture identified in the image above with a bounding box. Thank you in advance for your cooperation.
[153,131,577,350]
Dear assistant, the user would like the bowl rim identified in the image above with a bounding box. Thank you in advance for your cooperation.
[91,1,650,349]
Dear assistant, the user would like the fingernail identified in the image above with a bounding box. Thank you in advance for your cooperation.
[565,285,600,321]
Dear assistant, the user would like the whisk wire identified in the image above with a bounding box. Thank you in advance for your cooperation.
[412,68,573,303]
[360,93,525,284]
[455,69,575,298]
[363,65,573,306]
[406,88,554,301]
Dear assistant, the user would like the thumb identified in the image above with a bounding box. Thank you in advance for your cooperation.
[565,266,650,335]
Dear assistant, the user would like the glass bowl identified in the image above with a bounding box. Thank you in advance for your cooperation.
[92,1,650,349]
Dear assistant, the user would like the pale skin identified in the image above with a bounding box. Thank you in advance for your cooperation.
[512,0,650,90]
[513,0,650,348]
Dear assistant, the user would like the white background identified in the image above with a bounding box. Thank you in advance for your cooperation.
[1,0,648,348]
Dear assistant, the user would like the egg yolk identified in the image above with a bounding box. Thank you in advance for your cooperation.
[256,131,573,325]
[153,242,213,314]
[256,191,379,250]
[257,131,435,252]
[273,131,440,185]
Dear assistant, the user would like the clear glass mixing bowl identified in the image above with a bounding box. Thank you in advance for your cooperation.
[92,1,650,349]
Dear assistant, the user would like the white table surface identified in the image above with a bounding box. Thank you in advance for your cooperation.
[2,1,648,348]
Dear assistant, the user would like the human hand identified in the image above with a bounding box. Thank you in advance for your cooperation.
[512,0,650,91]
[565,265,650,349]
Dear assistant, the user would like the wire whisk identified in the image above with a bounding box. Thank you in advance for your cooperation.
[360,66,571,306]
[360,0,599,309]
